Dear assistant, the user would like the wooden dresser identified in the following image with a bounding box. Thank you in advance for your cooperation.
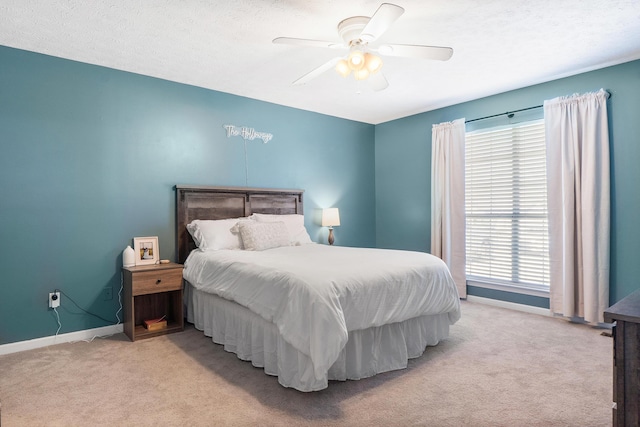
[604,289,640,427]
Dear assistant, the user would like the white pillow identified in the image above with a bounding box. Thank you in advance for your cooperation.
[251,213,313,245]
[237,221,290,251]
[186,218,248,251]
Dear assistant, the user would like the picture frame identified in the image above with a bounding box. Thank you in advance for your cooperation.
[133,236,159,266]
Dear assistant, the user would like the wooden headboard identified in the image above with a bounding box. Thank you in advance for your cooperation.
[175,185,304,264]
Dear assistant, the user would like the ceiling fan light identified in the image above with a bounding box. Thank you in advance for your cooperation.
[335,59,351,77]
[364,53,383,73]
[347,49,365,71]
[354,68,370,81]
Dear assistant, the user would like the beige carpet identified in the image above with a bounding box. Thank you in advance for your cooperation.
[0,301,612,427]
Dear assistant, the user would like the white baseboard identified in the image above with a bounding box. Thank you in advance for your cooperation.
[0,324,124,356]
[466,295,551,317]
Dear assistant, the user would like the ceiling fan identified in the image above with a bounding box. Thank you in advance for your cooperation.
[273,3,453,91]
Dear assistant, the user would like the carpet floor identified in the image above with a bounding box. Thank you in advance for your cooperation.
[0,300,612,426]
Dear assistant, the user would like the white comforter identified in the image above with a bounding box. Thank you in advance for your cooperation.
[183,244,461,380]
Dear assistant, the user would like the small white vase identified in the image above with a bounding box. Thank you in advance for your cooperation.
[123,245,135,267]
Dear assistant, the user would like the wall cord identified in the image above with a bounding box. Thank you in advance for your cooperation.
[51,279,124,344]
[52,307,61,344]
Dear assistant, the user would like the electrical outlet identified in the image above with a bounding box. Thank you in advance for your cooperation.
[49,291,60,308]
[103,286,113,301]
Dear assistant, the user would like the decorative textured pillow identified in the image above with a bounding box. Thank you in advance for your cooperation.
[237,221,290,251]
[186,218,247,251]
[251,213,313,245]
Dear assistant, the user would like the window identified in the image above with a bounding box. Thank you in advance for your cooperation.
[465,119,549,294]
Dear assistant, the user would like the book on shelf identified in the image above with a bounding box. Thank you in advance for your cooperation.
[143,316,167,331]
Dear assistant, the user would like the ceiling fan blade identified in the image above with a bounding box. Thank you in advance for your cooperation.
[359,3,405,43]
[368,71,389,92]
[292,57,342,86]
[377,43,453,61]
[273,37,345,50]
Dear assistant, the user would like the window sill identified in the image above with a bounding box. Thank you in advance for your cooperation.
[466,279,549,298]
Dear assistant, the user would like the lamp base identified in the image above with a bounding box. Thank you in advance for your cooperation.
[328,228,335,245]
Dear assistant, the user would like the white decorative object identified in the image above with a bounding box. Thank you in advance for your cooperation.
[123,245,135,268]
[223,124,273,143]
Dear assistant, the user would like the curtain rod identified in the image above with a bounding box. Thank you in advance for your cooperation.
[465,90,612,124]
[465,105,543,124]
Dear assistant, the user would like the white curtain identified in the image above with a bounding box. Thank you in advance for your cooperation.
[544,89,610,324]
[431,118,466,298]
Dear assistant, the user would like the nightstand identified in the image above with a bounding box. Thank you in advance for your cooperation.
[122,263,184,341]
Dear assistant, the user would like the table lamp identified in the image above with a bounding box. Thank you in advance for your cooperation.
[321,208,340,245]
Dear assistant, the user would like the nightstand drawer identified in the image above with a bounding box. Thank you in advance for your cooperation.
[132,268,183,295]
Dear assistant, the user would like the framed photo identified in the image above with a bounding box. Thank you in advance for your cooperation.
[133,236,159,266]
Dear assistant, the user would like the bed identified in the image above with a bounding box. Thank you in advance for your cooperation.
[176,185,461,391]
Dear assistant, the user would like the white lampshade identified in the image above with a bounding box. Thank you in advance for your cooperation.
[337,48,382,81]
[364,53,383,73]
[335,59,351,77]
[322,208,341,227]
[354,68,370,80]
[347,49,365,71]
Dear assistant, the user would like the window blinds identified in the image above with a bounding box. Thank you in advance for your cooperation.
[465,119,549,291]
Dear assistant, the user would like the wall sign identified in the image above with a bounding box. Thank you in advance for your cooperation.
[223,124,274,186]
[223,124,273,143]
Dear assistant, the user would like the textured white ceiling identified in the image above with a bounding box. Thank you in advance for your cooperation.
[1,0,639,124]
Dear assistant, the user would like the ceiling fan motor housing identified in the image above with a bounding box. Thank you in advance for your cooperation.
[338,16,370,44]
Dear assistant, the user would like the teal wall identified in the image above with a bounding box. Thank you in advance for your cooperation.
[0,46,376,345]
[2,43,638,346]
[375,59,640,305]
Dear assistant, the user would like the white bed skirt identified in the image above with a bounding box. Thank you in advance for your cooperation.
[184,283,451,392]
